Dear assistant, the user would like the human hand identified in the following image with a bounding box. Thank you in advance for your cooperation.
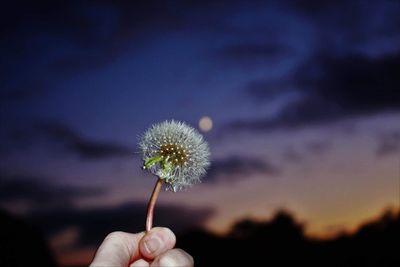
[89,227,193,267]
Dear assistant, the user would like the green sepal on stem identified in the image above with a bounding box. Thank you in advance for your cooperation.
[143,155,175,181]
[143,155,163,169]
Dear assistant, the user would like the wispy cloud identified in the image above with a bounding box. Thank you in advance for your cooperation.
[225,52,400,133]
[205,156,280,183]
[10,121,136,160]
[37,121,135,159]
[0,174,105,208]
[1,0,198,106]
[217,43,293,66]
[376,131,400,157]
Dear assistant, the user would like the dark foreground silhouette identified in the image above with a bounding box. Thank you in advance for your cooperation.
[177,209,399,267]
[0,208,398,266]
[0,210,56,267]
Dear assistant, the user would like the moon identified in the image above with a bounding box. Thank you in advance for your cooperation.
[199,116,213,132]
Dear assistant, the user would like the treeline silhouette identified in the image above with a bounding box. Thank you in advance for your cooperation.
[0,208,398,266]
[0,210,57,267]
[177,209,399,267]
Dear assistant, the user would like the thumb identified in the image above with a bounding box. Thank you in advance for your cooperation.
[90,231,145,267]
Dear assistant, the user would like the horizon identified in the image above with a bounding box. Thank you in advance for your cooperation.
[1,203,398,266]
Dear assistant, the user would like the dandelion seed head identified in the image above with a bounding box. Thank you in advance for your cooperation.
[139,120,210,191]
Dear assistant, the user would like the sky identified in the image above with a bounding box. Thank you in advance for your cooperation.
[1,0,400,266]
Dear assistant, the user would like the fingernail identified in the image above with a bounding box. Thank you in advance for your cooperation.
[144,236,161,254]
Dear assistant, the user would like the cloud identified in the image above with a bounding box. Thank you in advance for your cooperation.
[9,121,135,160]
[204,0,400,134]
[376,131,400,156]
[299,53,400,114]
[217,43,292,66]
[213,0,400,68]
[244,79,295,103]
[305,140,331,155]
[0,174,105,208]
[36,121,135,159]
[3,0,400,106]
[1,0,195,105]
[228,96,338,131]
[282,147,303,163]
[0,87,48,104]
[205,156,280,183]
[27,201,214,247]
[226,52,400,133]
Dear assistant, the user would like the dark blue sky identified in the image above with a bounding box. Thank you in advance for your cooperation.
[1,0,400,265]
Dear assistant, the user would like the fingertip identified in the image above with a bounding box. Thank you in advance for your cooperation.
[140,227,176,259]
[130,258,150,267]
[150,248,194,267]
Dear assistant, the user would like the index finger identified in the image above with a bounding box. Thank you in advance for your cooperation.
[90,231,145,267]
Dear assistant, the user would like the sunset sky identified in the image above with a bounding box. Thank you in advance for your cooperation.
[1,0,400,265]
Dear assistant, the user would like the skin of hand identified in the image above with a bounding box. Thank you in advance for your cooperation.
[89,227,194,267]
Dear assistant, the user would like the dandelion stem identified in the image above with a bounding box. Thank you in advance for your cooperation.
[146,177,163,232]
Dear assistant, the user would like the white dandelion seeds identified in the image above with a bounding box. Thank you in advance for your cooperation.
[139,120,210,192]
[138,120,210,231]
